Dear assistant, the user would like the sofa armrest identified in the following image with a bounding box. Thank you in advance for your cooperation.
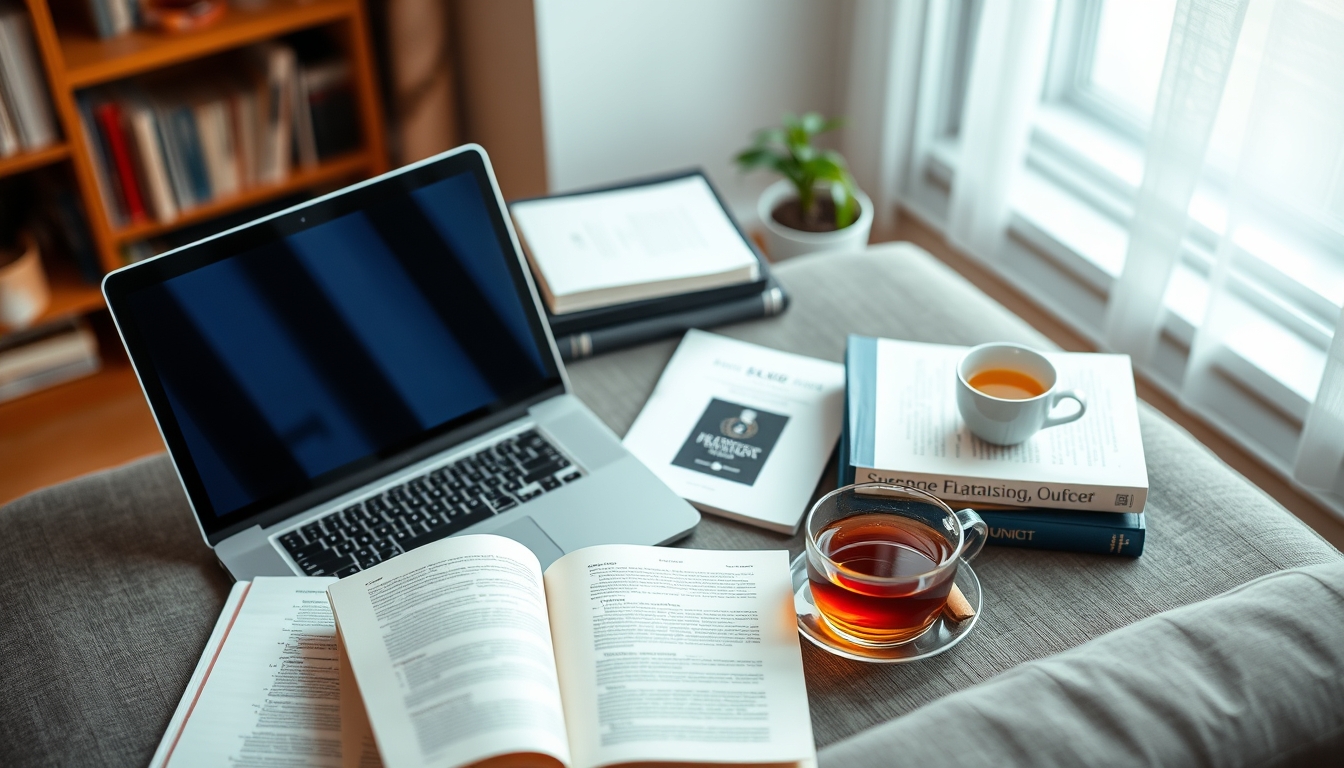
[818,561,1344,767]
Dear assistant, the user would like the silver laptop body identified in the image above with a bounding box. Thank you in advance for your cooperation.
[103,144,699,579]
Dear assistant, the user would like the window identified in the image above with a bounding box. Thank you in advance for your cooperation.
[902,0,1344,503]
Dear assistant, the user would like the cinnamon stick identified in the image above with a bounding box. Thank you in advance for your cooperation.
[943,584,975,623]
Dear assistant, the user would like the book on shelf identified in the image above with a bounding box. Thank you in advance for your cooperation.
[78,42,360,228]
[510,171,767,316]
[0,318,100,402]
[52,0,141,39]
[155,537,814,768]
[843,335,1148,514]
[623,330,845,534]
[0,3,59,155]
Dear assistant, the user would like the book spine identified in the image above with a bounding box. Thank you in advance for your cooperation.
[0,12,58,150]
[126,101,178,222]
[977,509,1145,557]
[95,101,148,222]
[0,92,19,156]
[173,107,212,203]
[557,283,788,362]
[849,465,1146,513]
[76,93,125,225]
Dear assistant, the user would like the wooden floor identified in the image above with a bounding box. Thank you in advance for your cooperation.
[0,350,165,506]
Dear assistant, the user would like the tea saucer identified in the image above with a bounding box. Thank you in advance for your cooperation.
[791,553,983,663]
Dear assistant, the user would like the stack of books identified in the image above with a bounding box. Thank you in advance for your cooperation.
[509,171,787,361]
[0,3,59,158]
[0,318,100,402]
[77,41,359,228]
[842,336,1149,556]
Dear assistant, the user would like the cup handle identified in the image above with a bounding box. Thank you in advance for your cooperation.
[1043,389,1086,428]
[955,508,988,562]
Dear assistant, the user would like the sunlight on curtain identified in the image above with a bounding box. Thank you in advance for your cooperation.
[1127,0,1344,494]
[946,0,1056,260]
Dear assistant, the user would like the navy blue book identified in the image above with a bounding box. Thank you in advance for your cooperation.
[168,106,212,204]
[971,507,1145,556]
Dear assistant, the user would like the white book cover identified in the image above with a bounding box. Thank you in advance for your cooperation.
[509,174,760,314]
[623,330,845,534]
[846,336,1148,513]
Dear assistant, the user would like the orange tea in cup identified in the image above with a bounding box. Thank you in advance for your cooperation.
[805,484,986,648]
[967,368,1047,400]
[806,512,957,645]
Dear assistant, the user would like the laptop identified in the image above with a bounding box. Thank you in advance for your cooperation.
[103,144,700,580]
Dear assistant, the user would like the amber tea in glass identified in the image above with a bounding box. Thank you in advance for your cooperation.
[805,484,986,647]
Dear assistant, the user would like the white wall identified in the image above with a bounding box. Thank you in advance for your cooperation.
[534,0,848,223]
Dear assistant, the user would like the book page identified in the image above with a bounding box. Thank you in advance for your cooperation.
[164,577,373,768]
[510,176,759,303]
[327,535,571,768]
[870,339,1147,487]
[149,581,249,768]
[543,546,813,768]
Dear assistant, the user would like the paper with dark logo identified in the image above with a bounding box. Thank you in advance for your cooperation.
[622,330,845,534]
[670,399,789,486]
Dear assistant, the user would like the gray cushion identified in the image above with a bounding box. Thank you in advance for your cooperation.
[564,243,1342,745]
[0,243,1337,766]
[0,455,229,768]
[817,560,1344,767]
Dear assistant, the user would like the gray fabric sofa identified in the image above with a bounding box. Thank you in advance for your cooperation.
[2,243,1340,766]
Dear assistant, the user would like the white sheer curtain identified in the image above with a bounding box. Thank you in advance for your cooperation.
[1111,0,1344,495]
[945,0,1056,260]
[864,0,1344,498]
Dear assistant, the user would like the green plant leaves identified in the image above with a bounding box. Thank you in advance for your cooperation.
[735,112,858,229]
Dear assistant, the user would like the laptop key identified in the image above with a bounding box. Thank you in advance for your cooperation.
[304,553,354,577]
[540,476,562,491]
[280,531,304,550]
[561,472,581,483]
[335,565,361,578]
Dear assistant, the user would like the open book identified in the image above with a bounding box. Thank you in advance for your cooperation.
[328,535,814,768]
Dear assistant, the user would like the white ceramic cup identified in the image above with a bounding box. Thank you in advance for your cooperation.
[955,343,1086,445]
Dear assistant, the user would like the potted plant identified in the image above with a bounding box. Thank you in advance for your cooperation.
[735,112,873,261]
[0,178,50,329]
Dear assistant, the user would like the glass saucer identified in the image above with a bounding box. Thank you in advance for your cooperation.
[791,553,982,663]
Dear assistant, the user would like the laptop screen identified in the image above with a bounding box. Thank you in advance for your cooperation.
[109,152,561,532]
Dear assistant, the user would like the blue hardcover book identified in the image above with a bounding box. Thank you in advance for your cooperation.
[169,106,212,204]
[973,507,1145,556]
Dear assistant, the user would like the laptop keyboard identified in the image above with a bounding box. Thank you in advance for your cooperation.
[277,430,581,577]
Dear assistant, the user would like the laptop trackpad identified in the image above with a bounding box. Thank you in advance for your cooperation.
[494,517,565,570]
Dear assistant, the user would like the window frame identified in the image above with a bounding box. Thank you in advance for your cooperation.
[901,0,1344,514]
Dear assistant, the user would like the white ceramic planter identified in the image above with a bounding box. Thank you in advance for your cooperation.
[757,179,873,262]
[0,234,51,329]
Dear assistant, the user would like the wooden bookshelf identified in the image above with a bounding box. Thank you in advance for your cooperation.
[25,0,388,273]
[33,261,104,325]
[0,0,389,403]
[111,150,371,243]
[0,142,70,179]
[61,0,356,88]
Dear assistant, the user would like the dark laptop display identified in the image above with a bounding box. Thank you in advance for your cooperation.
[110,163,561,532]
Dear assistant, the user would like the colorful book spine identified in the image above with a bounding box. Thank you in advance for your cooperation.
[94,101,148,222]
